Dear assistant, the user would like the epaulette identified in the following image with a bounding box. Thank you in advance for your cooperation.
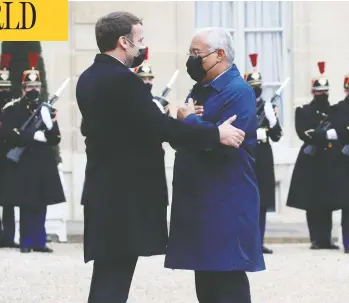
[1,98,20,111]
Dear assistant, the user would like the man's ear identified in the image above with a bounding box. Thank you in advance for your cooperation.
[117,36,127,50]
[217,49,225,62]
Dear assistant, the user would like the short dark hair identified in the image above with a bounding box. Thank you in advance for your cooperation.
[95,11,142,53]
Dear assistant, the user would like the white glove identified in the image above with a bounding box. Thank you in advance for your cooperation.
[326,129,338,140]
[264,101,277,128]
[257,128,267,141]
[41,106,53,130]
[33,130,47,142]
[57,163,63,171]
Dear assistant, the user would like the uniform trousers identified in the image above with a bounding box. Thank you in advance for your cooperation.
[195,270,251,303]
[88,256,138,303]
[259,206,268,245]
[20,206,47,248]
[307,209,349,247]
[306,210,332,245]
[0,206,15,243]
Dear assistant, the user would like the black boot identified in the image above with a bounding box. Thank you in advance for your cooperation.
[33,246,53,253]
[310,242,321,249]
[327,243,340,250]
[344,246,349,254]
[20,248,32,253]
[310,241,339,250]
[0,241,20,248]
[262,246,273,254]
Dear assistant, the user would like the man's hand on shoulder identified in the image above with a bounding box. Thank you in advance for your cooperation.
[218,115,245,148]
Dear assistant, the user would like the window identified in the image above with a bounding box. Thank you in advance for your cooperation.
[195,1,234,39]
[195,1,291,125]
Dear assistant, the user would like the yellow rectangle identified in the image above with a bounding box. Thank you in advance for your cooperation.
[0,0,68,41]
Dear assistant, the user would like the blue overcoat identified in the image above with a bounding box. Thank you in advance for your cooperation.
[165,65,266,272]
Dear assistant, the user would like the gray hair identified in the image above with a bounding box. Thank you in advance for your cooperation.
[195,27,235,64]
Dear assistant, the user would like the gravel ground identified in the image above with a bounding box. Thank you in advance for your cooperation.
[0,243,348,303]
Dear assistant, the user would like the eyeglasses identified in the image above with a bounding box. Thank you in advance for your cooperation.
[186,49,219,57]
[186,50,207,57]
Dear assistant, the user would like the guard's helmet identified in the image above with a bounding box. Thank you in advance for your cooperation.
[0,54,12,88]
[244,53,262,87]
[134,63,154,78]
[22,52,41,87]
[312,61,329,92]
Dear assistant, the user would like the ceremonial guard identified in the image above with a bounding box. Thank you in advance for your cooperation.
[134,60,171,116]
[0,53,18,248]
[328,74,349,253]
[287,62,349,250]
[0,52,65,253]
[244,53,283,254]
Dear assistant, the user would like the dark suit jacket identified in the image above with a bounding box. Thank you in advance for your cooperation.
[76,54,220,262]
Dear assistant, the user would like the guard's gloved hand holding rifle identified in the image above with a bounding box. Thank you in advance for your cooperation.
[256,100,278,141]
[256,78,289,141]
[7,78,70,163]
[303,113,338,156]
[31,105,54,143]
[256,77,289,128]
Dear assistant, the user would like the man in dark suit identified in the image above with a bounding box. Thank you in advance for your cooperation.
[76,11,246,303]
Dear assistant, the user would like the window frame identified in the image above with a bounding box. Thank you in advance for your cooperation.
[234,2,292,129]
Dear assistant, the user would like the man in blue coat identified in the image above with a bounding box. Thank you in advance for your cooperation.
[165,27,265,303]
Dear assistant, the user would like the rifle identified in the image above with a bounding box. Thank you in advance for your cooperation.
[303,112,331,156]
[7,78,71,163]
[154,70,179,106]
[257,77,290,127]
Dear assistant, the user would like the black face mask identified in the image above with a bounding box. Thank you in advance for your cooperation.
[0,90,11,103]
[186,51,218,83]
[145,83,153,92]
[253,86,262,99]
[314,94,329,103]
[131,47,147,68]
[26,89,40,102]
